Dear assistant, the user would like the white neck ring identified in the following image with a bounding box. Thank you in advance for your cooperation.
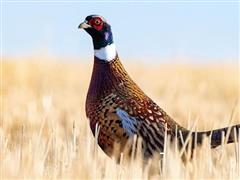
[94,43,117,61]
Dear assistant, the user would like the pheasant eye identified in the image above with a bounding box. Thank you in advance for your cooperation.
[95,19,101,25]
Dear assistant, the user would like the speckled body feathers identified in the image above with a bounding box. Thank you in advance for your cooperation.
[86,56,183,157]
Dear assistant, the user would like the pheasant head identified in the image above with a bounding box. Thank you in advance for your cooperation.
[79,15,116,61]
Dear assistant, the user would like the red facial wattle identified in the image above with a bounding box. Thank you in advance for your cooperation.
[89,17,103,31]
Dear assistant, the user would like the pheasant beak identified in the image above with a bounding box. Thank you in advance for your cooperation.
[78,21,92,29]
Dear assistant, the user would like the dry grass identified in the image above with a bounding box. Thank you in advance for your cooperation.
[1,57,239,179]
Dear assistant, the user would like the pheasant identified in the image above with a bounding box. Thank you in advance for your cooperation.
[79,15,240,158]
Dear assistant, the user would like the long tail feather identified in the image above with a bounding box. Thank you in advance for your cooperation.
[180,124,240,149]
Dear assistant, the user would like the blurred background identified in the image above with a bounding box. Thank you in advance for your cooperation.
[2,1,239,63]
[1,1,239,178]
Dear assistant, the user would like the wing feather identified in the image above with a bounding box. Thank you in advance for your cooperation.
[116,108,138,136]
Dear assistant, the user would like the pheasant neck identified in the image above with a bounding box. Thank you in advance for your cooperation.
[86,55,131,104]
[94,43,117,62]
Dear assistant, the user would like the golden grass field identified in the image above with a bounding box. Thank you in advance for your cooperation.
[1,57,240,179]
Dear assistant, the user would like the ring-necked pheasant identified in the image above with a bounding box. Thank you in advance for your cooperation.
[79,15,239,158]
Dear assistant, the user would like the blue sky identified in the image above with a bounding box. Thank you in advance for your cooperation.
[2,1,239,63]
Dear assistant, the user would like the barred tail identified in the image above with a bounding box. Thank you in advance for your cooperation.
[179,124,240,149]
